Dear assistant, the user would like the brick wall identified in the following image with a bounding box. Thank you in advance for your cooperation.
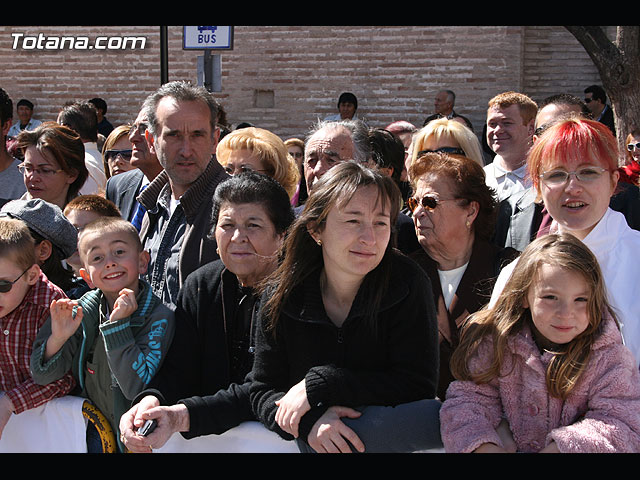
[0,25,603,143]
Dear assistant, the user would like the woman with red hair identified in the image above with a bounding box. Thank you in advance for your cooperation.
[490,116,640,370]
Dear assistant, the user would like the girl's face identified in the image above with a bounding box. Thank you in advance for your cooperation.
[523,263,591,349]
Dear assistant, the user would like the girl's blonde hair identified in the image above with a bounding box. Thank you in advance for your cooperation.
[450,233,616,399]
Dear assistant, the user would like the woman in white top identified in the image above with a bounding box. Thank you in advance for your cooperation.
[490,115,640,368]
[407,151,518,399]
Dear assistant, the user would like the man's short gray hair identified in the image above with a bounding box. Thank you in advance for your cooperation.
[305,119,371,164]
[143,80,220,138]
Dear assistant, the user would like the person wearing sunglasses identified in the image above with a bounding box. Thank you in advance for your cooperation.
[406,151,518,401]
[102,124,135,178]
[619,128,640,186]
[0,217,75,443]
[490,117,640,370]
[408,117,485,178]
[583,84,616,135]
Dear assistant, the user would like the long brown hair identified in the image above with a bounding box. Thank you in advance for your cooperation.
[259,161,401,337]
[450,233,617,399]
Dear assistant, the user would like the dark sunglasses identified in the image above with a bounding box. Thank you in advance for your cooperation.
[584,98,593,103]
[417,147,466,157]
[105,149,133,161]
[627,142,640,152]
[407,194,458,213]
[0,267,29,293]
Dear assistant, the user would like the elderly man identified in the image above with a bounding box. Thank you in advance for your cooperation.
[423,90,473,131]
[301,119,419,254]
[483,91,538,203]
[302,119,370,193]
[137,80,228,309]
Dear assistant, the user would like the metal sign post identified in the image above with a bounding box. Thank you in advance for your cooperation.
[183,26,234,92]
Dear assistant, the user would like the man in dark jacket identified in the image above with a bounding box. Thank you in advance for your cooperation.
[136,81,229,309]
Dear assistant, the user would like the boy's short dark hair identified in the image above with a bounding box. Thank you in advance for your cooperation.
[77,217,142,260]
[0,218,37,271]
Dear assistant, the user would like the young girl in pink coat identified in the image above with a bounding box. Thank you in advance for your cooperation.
[440,233,640,453]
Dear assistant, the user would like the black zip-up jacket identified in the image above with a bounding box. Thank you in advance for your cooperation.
[249,251,439,442]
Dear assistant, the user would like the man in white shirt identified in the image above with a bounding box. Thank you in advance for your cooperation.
[7,99,41,139]
[57,101,107,194]
[483,92,538,202]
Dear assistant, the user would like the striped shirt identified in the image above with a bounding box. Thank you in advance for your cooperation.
[0,270,75,414]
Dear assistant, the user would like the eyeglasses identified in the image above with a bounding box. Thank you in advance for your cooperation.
[17,163,63,177]
[407,194,458,213]
[627,142,640,152]
[105,149,133,162]
[539,166,608,186]
[0,267,30,293]
[223,165,267,175]
[417,147,466,157]
[584,97,593,103]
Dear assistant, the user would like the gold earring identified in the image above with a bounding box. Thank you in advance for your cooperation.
[316,239,322,246]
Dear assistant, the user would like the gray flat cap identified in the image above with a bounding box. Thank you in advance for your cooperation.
[0,198,78,258]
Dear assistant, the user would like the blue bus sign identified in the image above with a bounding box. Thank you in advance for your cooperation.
[183,26,233,50]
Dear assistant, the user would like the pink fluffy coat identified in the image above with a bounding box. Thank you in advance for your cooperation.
[440,315,640,453]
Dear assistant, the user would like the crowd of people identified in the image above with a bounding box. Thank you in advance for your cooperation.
[0,80,639,454]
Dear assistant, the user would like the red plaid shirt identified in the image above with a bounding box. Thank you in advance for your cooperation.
[0,270,75,414]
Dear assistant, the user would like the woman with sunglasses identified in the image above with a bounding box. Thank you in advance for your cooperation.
[102,125,134,178]
[407,151,518,400]
[409,117,485,173]
[490,116,640,370]
[619,128,640,185]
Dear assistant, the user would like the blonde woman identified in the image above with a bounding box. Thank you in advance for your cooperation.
[408,117,484,179]
[216,127,300,201]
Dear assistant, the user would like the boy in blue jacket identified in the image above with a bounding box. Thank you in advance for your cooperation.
[31,216,174,451]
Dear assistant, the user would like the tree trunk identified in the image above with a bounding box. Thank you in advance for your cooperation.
[565,26,640,165]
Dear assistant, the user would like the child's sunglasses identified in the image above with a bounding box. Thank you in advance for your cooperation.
[0,267,30,293]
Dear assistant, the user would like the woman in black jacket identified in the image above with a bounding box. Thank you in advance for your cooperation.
[250,161,442,453]
[119,172,294,452]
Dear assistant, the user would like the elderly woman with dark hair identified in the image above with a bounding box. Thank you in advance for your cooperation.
[15,122,89,210]
[119,172,295,453]
[407,152,518,400]
[249,161,442,453]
